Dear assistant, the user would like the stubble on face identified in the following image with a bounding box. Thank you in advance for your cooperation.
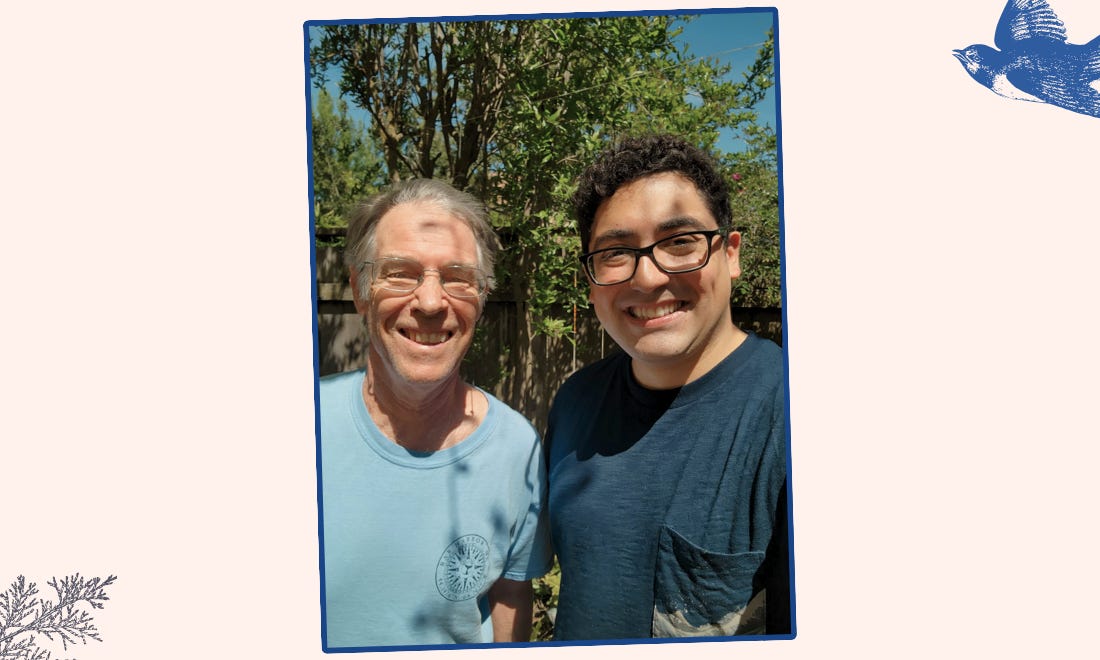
[587,172,745,388]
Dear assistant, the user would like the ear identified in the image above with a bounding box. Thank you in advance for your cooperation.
[475,293,487,323]
[349,266,370,317]
[724,231,742,280]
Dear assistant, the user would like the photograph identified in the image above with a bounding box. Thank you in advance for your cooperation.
[306,6,795,652]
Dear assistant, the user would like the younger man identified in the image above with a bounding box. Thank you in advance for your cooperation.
[546,135,791,640]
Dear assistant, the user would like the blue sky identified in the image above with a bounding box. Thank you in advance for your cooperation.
[309,8,777,156]
[672,10,776,153]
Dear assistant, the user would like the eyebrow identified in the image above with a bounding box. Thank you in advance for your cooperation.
[590,216,711,249]
[375,255,479,269]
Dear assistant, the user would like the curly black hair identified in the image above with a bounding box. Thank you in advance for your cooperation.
[572,134,732,251]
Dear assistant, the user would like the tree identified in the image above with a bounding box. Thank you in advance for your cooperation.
[310,87,383,244]
[310,15,776,319]
[309,13,780,422]
[728,152,782,309]
[722,29,782,310]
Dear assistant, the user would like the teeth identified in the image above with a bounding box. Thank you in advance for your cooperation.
[408,331,448,344]
[629,302,681,319]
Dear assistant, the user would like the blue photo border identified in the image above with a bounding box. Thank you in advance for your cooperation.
[303,5,796,653]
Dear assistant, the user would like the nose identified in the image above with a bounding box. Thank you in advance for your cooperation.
[411,271,447,314]
[629,253,671,292]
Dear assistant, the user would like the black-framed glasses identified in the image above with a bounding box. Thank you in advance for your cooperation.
[362,257,487,299]
[580,229,727,286]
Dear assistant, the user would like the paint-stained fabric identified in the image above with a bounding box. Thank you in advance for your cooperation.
[546,333,790,640]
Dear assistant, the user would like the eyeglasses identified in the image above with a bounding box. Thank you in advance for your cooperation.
[361,257,487,299]
[580,229,727,286]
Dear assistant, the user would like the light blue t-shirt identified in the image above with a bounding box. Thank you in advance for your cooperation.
[319,369,553,649]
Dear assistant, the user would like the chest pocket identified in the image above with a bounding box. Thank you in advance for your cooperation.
[652,525,766,637]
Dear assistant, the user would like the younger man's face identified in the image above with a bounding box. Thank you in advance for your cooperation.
[587,172,742,385]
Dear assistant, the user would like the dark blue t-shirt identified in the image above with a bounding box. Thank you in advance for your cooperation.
[546,333,791,640]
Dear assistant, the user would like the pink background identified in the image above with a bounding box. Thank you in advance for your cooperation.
[3,1,1098,658]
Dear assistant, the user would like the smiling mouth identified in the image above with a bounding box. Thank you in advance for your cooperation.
[400,329,451,345]
[627,301,686,320]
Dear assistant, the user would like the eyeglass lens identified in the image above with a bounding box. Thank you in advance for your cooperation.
[371,258,484,298]
[587,232,717,285]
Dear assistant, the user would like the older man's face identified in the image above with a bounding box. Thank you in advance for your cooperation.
[352,201,483,390]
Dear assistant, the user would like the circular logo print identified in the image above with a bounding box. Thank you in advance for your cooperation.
[436,534,490,601]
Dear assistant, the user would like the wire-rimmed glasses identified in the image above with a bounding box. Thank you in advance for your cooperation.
[362,257,488,299]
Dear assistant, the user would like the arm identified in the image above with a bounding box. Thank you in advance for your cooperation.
[488,577,534,642]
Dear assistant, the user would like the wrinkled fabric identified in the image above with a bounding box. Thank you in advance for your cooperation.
[547,333,791,641]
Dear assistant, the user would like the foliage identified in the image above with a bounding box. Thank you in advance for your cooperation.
[720,29,782,309]
[531,560,560,641]
[0,574,116,660]
[310,88,384,246]
[728,154,782,309]
[725,131,782,307]
[309,15,780,333]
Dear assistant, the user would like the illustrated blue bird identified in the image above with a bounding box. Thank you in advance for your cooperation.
[953,0,1100,118]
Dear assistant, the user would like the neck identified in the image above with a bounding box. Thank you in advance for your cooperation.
[631,325,748,390]
[362,353,482,452]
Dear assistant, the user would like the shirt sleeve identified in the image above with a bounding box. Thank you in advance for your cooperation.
[501,432,554,581]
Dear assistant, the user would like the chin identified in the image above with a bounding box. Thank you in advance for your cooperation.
[618,335,690,363]
[395,352,461,376]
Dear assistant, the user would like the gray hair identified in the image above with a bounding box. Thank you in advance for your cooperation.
[343,179,500,299]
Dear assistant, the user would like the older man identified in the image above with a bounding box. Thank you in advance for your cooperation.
[546,135,791,640]
[318,179,552,648]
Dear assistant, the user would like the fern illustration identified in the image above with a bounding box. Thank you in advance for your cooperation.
[0,574,115,660]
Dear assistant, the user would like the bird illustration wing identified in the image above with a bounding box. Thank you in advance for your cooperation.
[1006,40,1100,116]
[1008,68,1082,108]
[994,0,1067,49]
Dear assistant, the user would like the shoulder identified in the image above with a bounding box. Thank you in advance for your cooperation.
[318,370,367,434]
[481,390,539,441]
[479,392,545,476]
[735,334,785,390]
[743,333,784,365]
[319,368,364,393]
[553,351,627,403]
[734,336,789,463]
[694,335,787,436]
[318,370,364,414]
